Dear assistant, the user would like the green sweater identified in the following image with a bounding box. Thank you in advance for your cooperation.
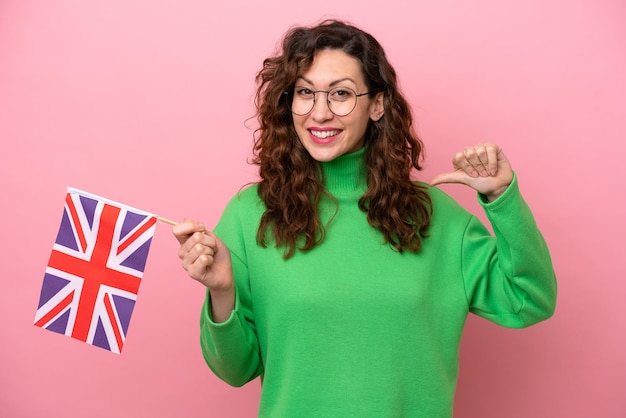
[201,148,557,417]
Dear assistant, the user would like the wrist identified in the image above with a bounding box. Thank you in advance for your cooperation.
[210,284,235,299]
[209,285,235,324]
[484,184,509,202]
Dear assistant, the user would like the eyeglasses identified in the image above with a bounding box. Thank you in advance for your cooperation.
[285,86,373,117]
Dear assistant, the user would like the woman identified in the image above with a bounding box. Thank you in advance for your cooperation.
[173,19,557,417]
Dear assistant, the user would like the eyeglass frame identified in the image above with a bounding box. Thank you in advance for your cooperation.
[283,86,377,117]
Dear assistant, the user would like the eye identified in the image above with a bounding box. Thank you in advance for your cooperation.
[294,87,314,98]
[330,87,355,101]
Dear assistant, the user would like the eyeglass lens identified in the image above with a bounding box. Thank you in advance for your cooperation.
[289,87,358,117]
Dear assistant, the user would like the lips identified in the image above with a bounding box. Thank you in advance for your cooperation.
[309,128,341,144]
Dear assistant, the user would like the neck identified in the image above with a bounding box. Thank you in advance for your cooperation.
[319,147,367,196]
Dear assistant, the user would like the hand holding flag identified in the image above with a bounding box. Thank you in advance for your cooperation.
[173,220,235,324]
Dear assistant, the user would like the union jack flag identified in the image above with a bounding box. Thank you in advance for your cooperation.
[34,188,157,354]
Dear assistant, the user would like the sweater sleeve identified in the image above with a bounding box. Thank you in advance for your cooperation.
[462,174,557,328]
[199,192,264,387]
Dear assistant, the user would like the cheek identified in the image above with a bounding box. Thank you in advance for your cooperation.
[292,123,310,145]
[350,114,371,135]
[292,116,307,131]
[294,124,308,141]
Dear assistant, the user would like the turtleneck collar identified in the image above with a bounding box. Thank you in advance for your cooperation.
[319,147,368,196]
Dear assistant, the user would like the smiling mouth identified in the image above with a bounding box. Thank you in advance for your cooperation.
[310,129,341,139]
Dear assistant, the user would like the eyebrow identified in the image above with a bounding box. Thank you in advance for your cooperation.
[296,76,357,87]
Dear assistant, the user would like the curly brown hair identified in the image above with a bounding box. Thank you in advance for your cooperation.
[252,19,432,258]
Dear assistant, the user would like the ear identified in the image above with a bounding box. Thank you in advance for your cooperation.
[369,92,384,121]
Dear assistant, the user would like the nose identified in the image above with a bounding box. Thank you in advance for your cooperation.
[310,92,334,122]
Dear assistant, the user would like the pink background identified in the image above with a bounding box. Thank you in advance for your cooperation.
[1,1,624,417]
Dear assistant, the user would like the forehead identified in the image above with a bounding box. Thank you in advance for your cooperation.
[298,49,365,87]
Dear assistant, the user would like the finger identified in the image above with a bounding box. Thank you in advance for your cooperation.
[173,218,206,244]
[189,239,216,261]
[430,170,467,187]
[465,146,494,177]
[484,143,499,176]
[454,150,479,178]
[472,145,491,177]
[188,253,214,281]
[203,231,220,255]
[181,239,216,274]
[179,231,214,263]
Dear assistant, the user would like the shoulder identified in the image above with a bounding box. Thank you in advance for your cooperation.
[214,184,265,236]
[214,183,264,238]
[223,183,263,212]
[218,183,266,227]
[415,181,476,235]
[417,181,470,216]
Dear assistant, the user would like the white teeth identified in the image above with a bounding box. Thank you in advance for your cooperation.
[310,130,339,139]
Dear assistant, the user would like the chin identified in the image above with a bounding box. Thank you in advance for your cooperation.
[308,151,338,162]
